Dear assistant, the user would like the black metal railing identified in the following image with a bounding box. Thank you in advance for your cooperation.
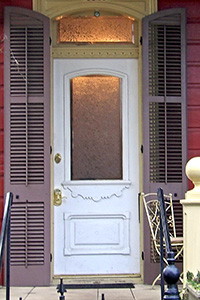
[57,278,134,300]
[0,192,13,300]
[157,188,181,300]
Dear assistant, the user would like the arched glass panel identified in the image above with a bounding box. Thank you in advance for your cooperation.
[71,75,122,180]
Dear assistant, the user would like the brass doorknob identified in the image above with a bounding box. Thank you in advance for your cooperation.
[54,153,61,164]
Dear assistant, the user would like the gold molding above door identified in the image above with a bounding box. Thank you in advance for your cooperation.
[52,45,139,59]
[33,0,157,18]
[33,0,157,59]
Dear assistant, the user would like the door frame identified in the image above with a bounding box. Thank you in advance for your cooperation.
[49,18,144,285]
[32,0,158,283]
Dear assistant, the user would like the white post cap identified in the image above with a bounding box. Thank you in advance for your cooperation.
[185,157,200,199]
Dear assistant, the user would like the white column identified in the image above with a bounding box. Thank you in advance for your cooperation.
[181,157,200,279]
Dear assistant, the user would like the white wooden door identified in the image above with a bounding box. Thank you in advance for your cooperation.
[53,59,140,275]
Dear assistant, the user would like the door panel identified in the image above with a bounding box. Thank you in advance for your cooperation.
[53,59,139,275]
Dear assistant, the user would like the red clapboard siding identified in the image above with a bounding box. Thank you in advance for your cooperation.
[158,0,200,16]
[0,65,3,86]
[0,87,3,107]
[188,130,200,149]
[0,177,3,198]
[0,130,4,151]
[0,109,3,129]
[0,1,32,23]
[0,197,4,216]
[0,48,3,64]
[187,87,200,106]
[188,107,200,128]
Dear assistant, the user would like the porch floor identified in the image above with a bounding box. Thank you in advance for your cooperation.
[0,284,162,300]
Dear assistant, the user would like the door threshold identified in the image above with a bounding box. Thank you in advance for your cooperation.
[51,274,142,286]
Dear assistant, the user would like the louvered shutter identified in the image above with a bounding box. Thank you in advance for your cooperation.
[4,7,50,286]
[142,8,187,284]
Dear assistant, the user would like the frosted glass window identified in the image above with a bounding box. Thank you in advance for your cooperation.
[58,16,134,44]
[71,75,122,180]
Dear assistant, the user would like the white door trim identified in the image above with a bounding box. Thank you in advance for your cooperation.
[61,68,130,184]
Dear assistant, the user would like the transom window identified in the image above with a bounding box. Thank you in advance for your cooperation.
[56,15,135,44]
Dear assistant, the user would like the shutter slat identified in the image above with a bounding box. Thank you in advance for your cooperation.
[10,22,44,96]
[9,102,45,185]
[10,202,45,266]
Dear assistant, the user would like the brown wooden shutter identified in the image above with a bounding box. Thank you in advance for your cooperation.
[142,8,187,284]
[4,6,50,286]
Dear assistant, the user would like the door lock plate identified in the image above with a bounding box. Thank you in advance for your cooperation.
[54,189,62,206]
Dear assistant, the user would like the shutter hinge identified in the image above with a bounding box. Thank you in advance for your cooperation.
[50,146,52,155]
[141,251,145,260]
[138,193,141,223]
[49,36,52,45]
[141,145,143,154]
[50,253,53,262]
[140,36,142,45]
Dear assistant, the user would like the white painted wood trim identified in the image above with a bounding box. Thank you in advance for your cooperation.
[63,68,130,182]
